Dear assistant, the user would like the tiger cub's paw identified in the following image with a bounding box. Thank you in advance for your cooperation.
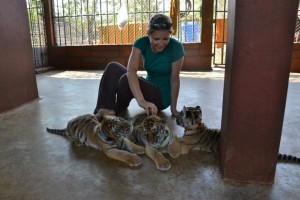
[167,137,181,158]
[127,154,143,167]
[155,154,171,171]
[125,138,145,154]
[134,145,145,155]
[74,139,84,146]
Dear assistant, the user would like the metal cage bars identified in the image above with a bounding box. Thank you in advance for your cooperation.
[26,0,48,68]
[51,0,203,46]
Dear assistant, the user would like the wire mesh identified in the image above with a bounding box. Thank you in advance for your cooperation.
[212,1,300,67]
[52,0,203,46]
[295,4,300,43]
[212,0,227,67]
[26,0,48,68]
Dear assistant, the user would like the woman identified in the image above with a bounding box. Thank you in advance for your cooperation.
[94,14,185,116]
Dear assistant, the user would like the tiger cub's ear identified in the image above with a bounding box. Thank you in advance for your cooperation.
[141,115,164,134]
[95,109,115,122]
[158,117,167,126]
[95,109,107,122]
[151,115,166,126]
[95,114,105,122]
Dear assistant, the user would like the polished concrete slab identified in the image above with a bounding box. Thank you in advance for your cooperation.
[0,69,299,200]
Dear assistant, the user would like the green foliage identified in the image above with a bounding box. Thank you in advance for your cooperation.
[27,0,43,32]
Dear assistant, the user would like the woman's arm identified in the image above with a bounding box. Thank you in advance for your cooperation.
[170,56,184,116]
[127,47,158,115]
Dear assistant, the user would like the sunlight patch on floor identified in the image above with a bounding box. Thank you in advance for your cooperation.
[289,73,300,82]
[47,69,300,82]
[49,71,104,79]
[48,69,226,80]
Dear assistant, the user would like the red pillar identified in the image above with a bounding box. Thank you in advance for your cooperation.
[0,0,39,113]
[220,0,299,184]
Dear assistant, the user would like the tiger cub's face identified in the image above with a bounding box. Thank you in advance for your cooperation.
[101,116,133,141]
[176,106,202,130]
[142,115,171,146]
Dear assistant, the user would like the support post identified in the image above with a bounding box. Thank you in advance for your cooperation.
[220,0,299,184]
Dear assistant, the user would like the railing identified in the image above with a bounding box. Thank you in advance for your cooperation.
[213,0,227,67]
[212,0,300,67]
[26,0,48,68]
[52,0,203,46]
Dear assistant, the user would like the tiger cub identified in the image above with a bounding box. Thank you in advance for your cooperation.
[176,106,300,164]
[176,106,221,154]
[129,114,181,171]
[46,110,145,167]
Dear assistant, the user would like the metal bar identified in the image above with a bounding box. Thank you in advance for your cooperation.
[113,0,116,44]
[74,0,78,44]
[94,0,97,45]
[55,0,61,46]
[106,1,109,43]
[67,0,72,45]
[80,0,84,44]
[49,0,206,46]
[26,0,48,68]
[62,0,67,46]
[99,0,103,44]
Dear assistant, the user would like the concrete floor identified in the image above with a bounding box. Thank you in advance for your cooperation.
[0,69,300,200]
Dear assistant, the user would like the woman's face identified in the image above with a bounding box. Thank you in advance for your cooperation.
[148,30,171,53]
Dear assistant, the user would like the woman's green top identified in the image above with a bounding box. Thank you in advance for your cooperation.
[133,36,185,109]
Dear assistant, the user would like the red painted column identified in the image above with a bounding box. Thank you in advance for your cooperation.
[220,0,299,184]
[0,0,39,113]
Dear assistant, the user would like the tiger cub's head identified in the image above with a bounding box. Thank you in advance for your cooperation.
[142,115,171,147]
[100,116,133,142]
[176,106,202,131]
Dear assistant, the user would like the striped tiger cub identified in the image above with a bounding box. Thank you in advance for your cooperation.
[46,110,145,167]
[176,106,220,154]
[129,113,181,171]
[176,106,300,164]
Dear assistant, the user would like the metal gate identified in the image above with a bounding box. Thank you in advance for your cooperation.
[213,0,228,67]
[212,0,300,67]
[26,0,48,69]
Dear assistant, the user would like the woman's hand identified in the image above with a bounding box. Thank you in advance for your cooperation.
[171,108,180,117]
[138,99,158,115]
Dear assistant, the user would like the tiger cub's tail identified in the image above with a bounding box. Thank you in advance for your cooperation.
[278,153,300,164]
[46,127,67,135]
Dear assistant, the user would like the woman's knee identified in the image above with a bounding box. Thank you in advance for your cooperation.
[105,62,126,74]
[118,73,129,86]
[117,74,132,97]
